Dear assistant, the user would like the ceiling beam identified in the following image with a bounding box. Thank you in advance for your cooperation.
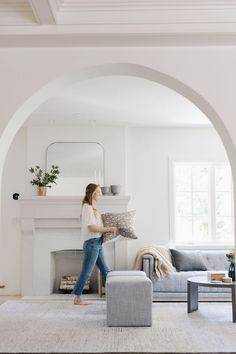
[1,32,236,48]
[28,0,56,24]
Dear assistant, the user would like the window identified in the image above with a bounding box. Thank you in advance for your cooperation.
[172,162,234,246]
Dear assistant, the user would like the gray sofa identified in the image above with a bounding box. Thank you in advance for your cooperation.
[142,250,231,300]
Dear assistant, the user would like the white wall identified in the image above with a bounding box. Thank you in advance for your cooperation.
[0,128,27,294]
[0,124,228,293]
[126,127,228,268]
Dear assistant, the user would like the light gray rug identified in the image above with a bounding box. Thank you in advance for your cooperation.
[0,300,236,353]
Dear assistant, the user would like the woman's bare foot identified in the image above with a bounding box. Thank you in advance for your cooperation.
[73,296,92,305]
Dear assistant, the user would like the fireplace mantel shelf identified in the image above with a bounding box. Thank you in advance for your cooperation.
[20,195,130,203]
[20,195,130,220]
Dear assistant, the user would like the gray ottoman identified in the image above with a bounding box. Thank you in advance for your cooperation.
[106,271,153,327]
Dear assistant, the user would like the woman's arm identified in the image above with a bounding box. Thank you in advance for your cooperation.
[88,225,118,234]
[82,204,118,234]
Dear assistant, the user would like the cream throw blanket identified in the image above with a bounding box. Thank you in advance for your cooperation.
[133,245,176,278]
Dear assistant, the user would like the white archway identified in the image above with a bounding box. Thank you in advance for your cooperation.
[0,62,236,237]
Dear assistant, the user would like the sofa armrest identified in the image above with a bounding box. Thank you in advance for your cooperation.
[142,254,154,278]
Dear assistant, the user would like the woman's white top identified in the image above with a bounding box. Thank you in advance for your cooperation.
[81,203,103,241]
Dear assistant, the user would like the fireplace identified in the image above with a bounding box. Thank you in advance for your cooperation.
[20,196,130,296]
[53,249,98,294]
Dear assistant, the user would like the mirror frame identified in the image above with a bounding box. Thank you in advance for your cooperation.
[46,141,105,195]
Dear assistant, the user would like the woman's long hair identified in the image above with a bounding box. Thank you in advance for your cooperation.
[82,183,99,206]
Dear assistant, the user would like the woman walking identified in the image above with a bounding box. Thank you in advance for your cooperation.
[73,183,118,305]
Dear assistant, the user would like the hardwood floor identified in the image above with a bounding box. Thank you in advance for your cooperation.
[0,295,22,304]
[0,293,104,304]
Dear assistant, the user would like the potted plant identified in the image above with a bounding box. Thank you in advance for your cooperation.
[29,165,60,196]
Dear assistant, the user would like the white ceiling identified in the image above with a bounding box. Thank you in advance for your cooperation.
[25,76,211,128]
[2,0,236,27]
[1,1,236,46]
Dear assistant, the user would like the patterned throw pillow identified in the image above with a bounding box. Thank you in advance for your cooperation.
[101,210,138,242]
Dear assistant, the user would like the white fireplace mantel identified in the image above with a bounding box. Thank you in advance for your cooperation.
[19,195,130,296]
[20,195,130,229]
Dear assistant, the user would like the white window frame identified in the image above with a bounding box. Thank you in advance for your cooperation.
[169,159,234,250]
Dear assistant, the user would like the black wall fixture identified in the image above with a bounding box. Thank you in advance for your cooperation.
[13,193,20,200]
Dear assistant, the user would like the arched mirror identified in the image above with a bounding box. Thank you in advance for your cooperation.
[46,142,104,195]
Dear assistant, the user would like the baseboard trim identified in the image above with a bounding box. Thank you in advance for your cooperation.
[0,288,21,296]
[4,352,235,354]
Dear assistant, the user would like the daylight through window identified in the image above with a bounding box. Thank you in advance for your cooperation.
[173,162,234,245]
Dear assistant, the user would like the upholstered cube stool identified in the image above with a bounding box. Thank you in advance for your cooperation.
[106,271,153,327]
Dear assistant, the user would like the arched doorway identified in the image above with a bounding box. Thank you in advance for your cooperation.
[0,62,235,251]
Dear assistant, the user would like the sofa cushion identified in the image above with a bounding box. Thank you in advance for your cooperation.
[200,250,228,270]
[151,270,230,293]
[170,249,207,271]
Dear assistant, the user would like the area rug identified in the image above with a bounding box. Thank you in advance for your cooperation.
[0,300,236,353]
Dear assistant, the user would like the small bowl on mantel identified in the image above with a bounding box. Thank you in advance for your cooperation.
[101,186,110,195]
[110,185,121,195]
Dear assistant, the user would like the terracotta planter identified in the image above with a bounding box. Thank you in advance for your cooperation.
[38,186,47,196]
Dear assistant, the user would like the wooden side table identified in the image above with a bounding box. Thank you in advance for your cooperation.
[98,270,104,297]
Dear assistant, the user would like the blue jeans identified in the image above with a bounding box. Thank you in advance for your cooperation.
[72,237,110,296]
